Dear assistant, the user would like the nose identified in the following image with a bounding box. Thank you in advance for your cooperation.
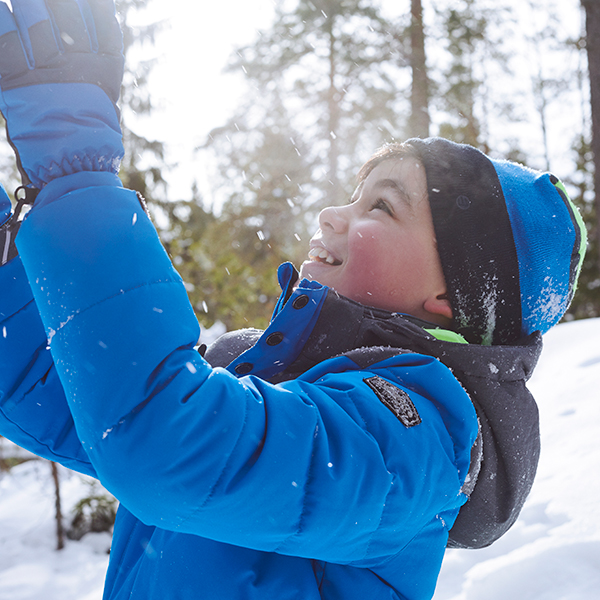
[318,205,348,233]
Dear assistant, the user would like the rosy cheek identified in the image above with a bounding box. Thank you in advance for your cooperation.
[349,225,378,250]
[346,236,373,268]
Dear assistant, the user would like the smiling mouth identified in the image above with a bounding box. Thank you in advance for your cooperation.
[308,247,342,265]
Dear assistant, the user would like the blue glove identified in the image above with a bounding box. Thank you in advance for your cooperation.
[0,0,124,188]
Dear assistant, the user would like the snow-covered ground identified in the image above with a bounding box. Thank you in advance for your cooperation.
[0,463,110,600]
[0,318,599,600]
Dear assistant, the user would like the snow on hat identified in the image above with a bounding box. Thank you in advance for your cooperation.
[407,137,587,345]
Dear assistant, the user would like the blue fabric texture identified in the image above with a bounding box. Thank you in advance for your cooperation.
[0,0,124,187]
[0,255,95,475]
[2,174,479,599]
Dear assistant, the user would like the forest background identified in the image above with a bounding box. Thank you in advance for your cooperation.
[2,0,598,332]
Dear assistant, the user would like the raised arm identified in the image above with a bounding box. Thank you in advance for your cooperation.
[17,180,475,563]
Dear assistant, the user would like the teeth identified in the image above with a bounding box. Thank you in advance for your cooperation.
[309,247,339,265]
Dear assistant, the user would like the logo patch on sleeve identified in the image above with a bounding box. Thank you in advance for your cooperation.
[363,376,422,428]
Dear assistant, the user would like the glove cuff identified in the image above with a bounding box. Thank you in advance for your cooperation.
[4,83,124,188]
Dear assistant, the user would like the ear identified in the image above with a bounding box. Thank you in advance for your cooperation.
[423,292,453,321]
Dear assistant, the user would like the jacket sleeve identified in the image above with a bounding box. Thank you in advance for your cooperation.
[16,173,477,565]
[0,253,95,476]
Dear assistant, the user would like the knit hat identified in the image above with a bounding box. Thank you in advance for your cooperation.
[406,137,587,345]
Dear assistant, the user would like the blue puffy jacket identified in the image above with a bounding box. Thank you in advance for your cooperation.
[2,172,479,599]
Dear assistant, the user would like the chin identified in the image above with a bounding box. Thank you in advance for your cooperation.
[298,260,335,287]
[298,259,318,281]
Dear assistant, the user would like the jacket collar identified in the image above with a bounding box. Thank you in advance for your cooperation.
[209,262,542,386]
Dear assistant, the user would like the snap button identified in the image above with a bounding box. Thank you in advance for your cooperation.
[266,332,284,346]
[292,294,309,309]
[456,195,471,210]
[234,362,253,375]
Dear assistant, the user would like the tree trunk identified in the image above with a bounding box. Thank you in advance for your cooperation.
[583,0,600,264]
[409,0,430,138]
[51,461,65,550]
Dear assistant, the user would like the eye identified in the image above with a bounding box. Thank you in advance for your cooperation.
[370,198,393,216]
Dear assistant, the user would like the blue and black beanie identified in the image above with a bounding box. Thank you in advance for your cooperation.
[407,137,587,345]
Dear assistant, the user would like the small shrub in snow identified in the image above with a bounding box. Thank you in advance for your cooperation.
[67,480,117,541]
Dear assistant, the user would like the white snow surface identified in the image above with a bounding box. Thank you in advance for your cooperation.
[0,318,599,599]
[0,464,110,600]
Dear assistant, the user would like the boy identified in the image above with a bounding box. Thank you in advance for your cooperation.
[0,1,586,599]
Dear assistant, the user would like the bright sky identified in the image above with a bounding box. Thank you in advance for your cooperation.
[139,0,278,204]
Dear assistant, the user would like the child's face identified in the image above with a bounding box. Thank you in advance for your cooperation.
[299,157,451,323]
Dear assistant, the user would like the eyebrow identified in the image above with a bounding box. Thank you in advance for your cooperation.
[372,178,414,213]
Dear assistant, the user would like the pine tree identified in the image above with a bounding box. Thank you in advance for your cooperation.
[51,462,65,551]
[167,88,311,330]
[433,0,520,154]
[563,135,600,320]
[582,0,600,266]
[165,202,284,331]
[219,0,405,208]
[435,0,488,147]
[408,0,430,138]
